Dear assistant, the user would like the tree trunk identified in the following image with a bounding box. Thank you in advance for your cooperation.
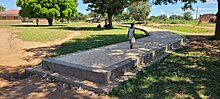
[215,0,220,40]
[108,13,113,28]
[47,18,53,26]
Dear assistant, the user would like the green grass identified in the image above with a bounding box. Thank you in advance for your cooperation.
[157,26,214,33]
[110,46,220,98]
[122,20,215,28]
[0,22,146,55]
[50,23,146,56]
[16,28,71,42]
[196,23,216,27]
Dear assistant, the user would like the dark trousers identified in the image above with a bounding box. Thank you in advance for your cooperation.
[129,39,133,49]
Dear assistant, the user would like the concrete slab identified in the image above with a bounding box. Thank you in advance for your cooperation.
[41,26,188,84]
[26,52,170,94]
[27,26,189,93]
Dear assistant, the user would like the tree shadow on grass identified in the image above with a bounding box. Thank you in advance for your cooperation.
[50,33,144,56]
[23,32,145,58]
[10,24,67,27]
[50,26,122,31]
[110,45,220,98]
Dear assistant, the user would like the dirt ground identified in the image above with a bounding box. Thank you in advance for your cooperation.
[0,26,219,98]
[0,28,110,99]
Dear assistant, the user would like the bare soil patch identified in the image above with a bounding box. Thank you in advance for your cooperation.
[0,28,81,94]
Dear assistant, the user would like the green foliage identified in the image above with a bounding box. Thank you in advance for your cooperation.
[157,26,214,33]
[169,14,183,20]
[16,0,77,26]
[0,5,6,12]
[83,0,143,28]
[149,16,158,21]
[128,1,151,21]
[157,14,168,20]
[153,0,206,10]
[183,11,193,20]
[73,12,87,21]
[113,12,133,22]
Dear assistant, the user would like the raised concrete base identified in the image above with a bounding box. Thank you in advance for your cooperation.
[26,52,170,94]
[26,26,189,94]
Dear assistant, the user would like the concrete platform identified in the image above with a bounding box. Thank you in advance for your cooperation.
[26,26,189,93]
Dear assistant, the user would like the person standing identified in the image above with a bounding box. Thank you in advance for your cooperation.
[128,23,135,49]
[36,18,39,25]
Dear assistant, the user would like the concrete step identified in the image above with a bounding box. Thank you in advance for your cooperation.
[26,51,170,94]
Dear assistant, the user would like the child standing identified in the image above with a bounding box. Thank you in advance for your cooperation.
[128,23,135,49]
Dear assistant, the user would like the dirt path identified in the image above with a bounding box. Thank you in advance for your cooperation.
[0,27,111,99]
[0,75,110,99]
[0,28,81,67]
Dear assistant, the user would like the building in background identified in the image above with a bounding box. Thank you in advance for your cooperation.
[199,14,216,23]
[0,9,47,23]
[0,9,22,23]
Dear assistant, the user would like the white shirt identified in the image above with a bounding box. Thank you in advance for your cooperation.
[128,27,135,39]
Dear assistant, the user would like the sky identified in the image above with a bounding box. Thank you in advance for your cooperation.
[0,0,217,18]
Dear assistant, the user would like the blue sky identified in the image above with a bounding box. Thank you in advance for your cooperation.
[0,0,217,18]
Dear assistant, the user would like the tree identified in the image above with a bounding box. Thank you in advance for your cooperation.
[183,11,193,20]
[16,0,77,26]
[74,12,87,21]
[153,0,220,39]
[169,14,178,20]
[128,1,151,21]
[114,12,132,21]
[177,15,184,20]
[0,5,5,12]
[83,0,141,28]
[215,0,220,39]
[158,14,168,20]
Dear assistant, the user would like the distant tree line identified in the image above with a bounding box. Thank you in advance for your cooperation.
[148,11,193,21]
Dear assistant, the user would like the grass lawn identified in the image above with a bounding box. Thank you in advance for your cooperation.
[157,26,214,33]
[110,36,220,98]
[196,23,216,27]
[16,28,71,42]
[1,22,145,44]
[50,22,145,56]
[0,23,74,43]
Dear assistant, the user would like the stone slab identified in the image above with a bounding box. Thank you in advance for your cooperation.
[41,26,188,84]
[27,26,189,94]
[26,51,171,94]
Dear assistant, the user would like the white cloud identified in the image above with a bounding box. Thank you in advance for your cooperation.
[159,9,165,15]
[206,0,216,4]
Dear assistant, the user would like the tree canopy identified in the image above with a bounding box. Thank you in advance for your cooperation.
[153,0,220,39]
[0,5,6,12]
[158,14,168,20]
[153,0,206,10]
[16,0,77,26]
[114,12,132,21]
[83,0,142,28]
[169,14,183,20]
[183,11,193,20]
[128,1,151,21]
